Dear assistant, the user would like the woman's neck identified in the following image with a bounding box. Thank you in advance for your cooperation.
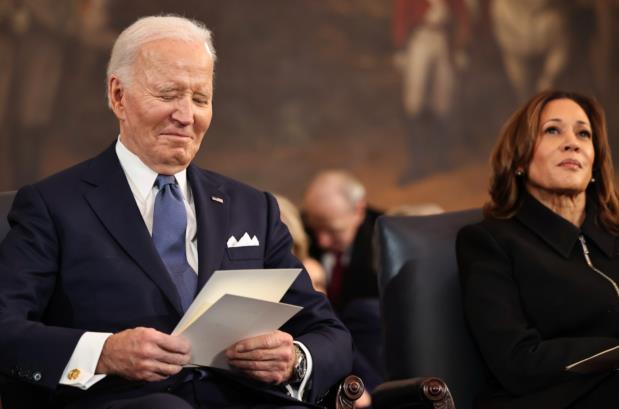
[527,186,587,227]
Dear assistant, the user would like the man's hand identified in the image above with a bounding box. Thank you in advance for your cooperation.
[95,327,191,382]
[226,330,296,384]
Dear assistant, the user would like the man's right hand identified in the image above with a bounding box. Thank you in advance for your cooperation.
[95,327,191,381]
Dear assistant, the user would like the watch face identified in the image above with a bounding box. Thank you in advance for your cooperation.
[296,357,305,376]
[292,345,307,382]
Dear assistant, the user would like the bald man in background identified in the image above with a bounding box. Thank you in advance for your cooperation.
[303,170,380,311]
[302,170,383,395]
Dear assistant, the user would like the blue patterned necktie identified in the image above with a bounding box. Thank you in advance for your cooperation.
[152,175,197,311]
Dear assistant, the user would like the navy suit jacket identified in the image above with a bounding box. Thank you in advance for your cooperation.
[0,145,353,408]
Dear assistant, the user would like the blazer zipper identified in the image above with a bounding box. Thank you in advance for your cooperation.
[578,235,619,299]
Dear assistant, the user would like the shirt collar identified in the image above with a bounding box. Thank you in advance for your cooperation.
[515,191,618,258]
[115,136,188,200]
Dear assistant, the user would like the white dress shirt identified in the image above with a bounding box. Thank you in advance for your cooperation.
[321,249,351,284]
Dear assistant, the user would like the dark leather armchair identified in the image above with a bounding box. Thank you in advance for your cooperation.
[372,209,486,409]
[0,191,13,240]
[0,191,15,409]
[0,190,361,409]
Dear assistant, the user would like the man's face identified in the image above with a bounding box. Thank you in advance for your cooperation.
[305,196,364,254]
[109,39,214,174]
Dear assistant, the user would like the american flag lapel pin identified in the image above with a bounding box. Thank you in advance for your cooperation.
[211,196,224,204]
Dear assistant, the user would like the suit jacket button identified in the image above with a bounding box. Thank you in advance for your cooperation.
[33,372,42,382]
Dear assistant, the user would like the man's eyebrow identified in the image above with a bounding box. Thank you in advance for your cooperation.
[193,91,211,98]
[157,85,182,93]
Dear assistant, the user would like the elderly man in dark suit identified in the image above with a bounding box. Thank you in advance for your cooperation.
[302,170,380,312]
[302,171,383,401]
[0,15,352,409]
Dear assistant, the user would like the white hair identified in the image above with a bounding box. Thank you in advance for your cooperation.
[309,170,367,207]
[337,172,366,206]
[106,15,216,106]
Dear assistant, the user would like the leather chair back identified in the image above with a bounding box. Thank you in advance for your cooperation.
[0,191,16,241]
[375,209,486,409]
[0,191,16,409]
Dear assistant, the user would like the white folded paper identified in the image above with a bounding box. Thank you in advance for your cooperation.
[172,268,303,368]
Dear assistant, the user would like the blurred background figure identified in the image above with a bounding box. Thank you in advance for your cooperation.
[0,0,114,189]
[303,170,380,310]
[274,193,327,294]
[303,170,385,402]
[392,0,470,183]
[490,0,569,102]
[586,0,619,101]
[276,192,373,407]
[0,0,19,189]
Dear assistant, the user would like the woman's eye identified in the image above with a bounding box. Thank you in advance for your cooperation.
[578,130,592,138]
[544,126,560,135]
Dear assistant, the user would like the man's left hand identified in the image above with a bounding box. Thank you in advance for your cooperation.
[226,330,295,384]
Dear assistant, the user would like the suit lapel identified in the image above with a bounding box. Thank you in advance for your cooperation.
[81,145,184,315]
[187,165,229,289]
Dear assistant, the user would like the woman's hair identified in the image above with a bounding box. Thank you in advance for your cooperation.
[485,90,619,233]
[274,194,309,260]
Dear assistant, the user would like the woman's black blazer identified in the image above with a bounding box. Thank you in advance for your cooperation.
[457,192,619,408]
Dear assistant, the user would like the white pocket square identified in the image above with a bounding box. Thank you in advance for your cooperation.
[227,233,260,248]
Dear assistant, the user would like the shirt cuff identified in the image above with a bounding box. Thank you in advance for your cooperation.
[59,332,112,390]
[285,340,313,400]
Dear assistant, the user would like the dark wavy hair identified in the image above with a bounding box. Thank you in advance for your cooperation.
[484,90,619,233]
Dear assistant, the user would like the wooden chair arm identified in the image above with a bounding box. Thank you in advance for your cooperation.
[372,377,455,409]
[335,375,364,409]
[318,375,365,409]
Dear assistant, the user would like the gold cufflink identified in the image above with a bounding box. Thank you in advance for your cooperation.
[67,368,80,380]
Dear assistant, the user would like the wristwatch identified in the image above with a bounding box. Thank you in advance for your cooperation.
[289,344,307,384]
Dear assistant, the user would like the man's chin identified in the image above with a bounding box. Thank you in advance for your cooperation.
[149,154,193,174]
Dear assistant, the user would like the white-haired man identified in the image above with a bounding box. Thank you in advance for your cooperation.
[302,171,380,311]
[302,171,384,395]
[0,16,352,409]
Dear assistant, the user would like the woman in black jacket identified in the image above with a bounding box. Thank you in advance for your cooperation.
[457,90,619,408]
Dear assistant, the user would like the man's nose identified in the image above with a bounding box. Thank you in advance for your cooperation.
[171,96,195,126]
[317,232,332,249]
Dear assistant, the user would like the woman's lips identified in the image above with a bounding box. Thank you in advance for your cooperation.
[558,158,582,169]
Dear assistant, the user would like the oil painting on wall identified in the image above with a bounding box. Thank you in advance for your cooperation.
[0,0,616,211]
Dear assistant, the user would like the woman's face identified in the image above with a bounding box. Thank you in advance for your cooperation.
[526,98,595,197]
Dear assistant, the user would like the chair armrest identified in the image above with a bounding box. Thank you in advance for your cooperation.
[372,377,455,409]
[335,375,364,409]
[318,375,365,409]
